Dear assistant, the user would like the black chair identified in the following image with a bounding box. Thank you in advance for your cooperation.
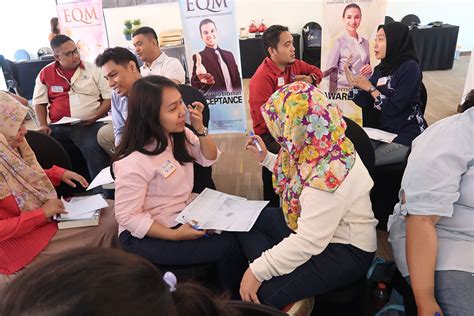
[420,81,428,114]
[227,301,287,316]
[401,14,421,26]
[25,130,75,198]
[343,116,375,180]
[179,84,216,193]
[312,277,367,316]
[385,16,395,24]
[302,22,322,67]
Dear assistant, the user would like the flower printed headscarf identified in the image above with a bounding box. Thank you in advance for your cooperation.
[0,91,56,211]
[261,81,356,230]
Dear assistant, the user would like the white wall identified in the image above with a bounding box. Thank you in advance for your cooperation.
[1,0,472,61]
[0,0,57,60]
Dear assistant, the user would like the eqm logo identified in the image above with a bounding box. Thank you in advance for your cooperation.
[62,6,99,25]
[186,0,229,13]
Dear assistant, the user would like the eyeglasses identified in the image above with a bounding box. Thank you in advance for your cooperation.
[61,48,80,58]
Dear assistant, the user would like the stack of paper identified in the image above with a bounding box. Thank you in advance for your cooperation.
[87,167,114,191]
[363,127,398,143]
[50,117,81,125]
[97,115,112,123]
[57,194,108,229]
[175,188,268,232]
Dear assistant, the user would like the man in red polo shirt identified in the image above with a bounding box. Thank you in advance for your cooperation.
[33,35,111,185]
[249,25,323,206]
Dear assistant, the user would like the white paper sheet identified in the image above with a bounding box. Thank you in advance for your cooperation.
[363,127,398,143]
[175,188,268,232]
[87,167,114,191]
[97,115,112,123]
[50,117,82,125]
[59,194,108,220]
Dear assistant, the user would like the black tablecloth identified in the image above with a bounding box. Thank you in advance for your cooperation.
[411,24,459,71]
[239,34,300,79]
[15,58,54,100]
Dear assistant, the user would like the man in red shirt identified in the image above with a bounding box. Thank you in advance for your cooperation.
[249,25,323,206]
[33,35,111,186]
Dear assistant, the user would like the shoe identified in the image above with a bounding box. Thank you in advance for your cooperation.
[281,297,314,316]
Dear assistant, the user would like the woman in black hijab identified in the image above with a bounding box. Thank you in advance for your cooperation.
[346,22,427,166]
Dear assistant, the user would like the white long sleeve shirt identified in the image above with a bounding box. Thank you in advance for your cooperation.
[250,152,378,282]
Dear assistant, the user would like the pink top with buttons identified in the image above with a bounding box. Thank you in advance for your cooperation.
[113,128,220,238]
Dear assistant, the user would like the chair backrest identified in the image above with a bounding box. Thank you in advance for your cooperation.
[420,81,428,114]
[37,47,53,58]
[401,14,421,26]
[25,130,72,170]
[179,84,210,128]
[25,131,74,197]
[14,49,31,62]
[343,116,375,179]
[302,22,322,48]
[385,16,395,24]
[227,301,287,316]
[178,84,216,193]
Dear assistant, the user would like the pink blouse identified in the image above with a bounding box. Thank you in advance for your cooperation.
[113,128,220,238]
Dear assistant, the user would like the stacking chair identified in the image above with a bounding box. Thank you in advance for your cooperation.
[179,84,216,193]
[385,16,395,24]
[401,14,421,26]
[25,130,75,198]
[302,22,322,68]
[343,116,375,180]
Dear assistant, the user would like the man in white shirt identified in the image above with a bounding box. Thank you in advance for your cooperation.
[132,26,185,84]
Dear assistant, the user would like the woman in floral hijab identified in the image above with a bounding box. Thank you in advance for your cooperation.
[239,82,378,314]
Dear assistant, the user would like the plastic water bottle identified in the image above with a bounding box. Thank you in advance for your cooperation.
[373,282,389,311]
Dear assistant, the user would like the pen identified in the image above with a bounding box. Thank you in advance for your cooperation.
[183,217,208,237]
[249,131,263,153]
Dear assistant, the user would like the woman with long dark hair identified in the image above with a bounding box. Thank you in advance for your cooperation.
[112,76,246,298]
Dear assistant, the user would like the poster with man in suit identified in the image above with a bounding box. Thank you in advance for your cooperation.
[179,0,246,134]
[191,18,242,94]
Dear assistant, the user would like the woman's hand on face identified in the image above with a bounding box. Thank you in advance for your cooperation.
[343,55,355,87]
[61,170,88,188]
[244,135,267,163]
[174,223,206,240]
[188,102,206,134]
[42,198,67,218]
[352,76,373,92]
[240,267,262,303]
[359,64,373,77]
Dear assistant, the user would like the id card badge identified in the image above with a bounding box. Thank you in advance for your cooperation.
[51,85,64,93]
[376,76,389,87]
[69,93,80,106]
[161,159,176,178]
[277,77,285,87]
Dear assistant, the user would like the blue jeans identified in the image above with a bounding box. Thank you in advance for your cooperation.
[119,230,247,299]
[238,207,374,308]
[50,122,110,180]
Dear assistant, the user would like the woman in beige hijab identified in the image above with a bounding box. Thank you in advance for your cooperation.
[0,91,118,294]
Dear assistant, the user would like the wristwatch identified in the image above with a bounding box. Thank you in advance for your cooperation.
[195,127,208,137]
[368,86,377,93]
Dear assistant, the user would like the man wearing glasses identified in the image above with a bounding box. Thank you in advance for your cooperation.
[33,35,111,187]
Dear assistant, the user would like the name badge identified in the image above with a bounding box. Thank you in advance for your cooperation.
[376,76,389,86]
[161,160,176,178]
[51,86,64,93]
[277,77,285,87]
[69,93,80,106]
